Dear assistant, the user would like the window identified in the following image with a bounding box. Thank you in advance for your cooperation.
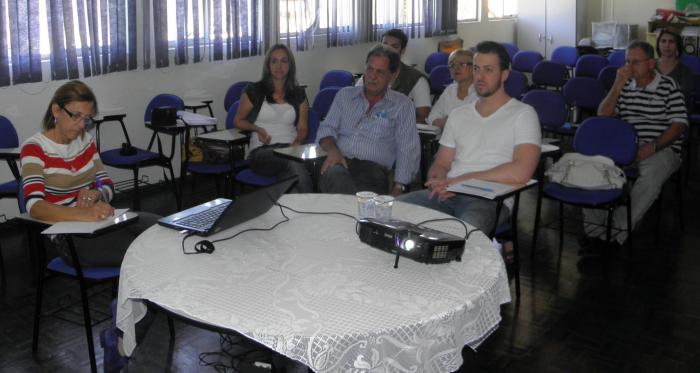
[487,0,517,19]
[457,0,479,22]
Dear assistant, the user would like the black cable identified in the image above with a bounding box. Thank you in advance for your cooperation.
[414,217,481,241]
[275,201,359,222]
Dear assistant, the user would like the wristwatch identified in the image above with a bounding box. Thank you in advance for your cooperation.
[394,183,407,192]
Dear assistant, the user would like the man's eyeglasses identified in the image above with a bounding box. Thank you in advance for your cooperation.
[61,106,95,128]
[449,61,473,69]
[625,58,650,66]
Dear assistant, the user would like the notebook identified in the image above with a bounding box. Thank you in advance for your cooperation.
[158,176,297,236]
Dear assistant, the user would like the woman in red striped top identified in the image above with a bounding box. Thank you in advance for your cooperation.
[21,80,159,266]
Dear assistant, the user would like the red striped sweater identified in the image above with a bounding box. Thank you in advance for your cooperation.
[20,132,113,214]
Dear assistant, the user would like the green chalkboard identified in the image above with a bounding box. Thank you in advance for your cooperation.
[677,0,700,12]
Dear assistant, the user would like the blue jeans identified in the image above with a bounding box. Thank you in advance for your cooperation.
[319,159,390,195]
[398,189,509,235]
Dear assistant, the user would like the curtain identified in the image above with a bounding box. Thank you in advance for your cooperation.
[372,0,458,42]
[324,0,372,48]
[280,0,318,51]
[7,1,42,85]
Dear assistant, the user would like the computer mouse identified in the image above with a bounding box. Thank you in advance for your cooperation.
[194,240,215,254]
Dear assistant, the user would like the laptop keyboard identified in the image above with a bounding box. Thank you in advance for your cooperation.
[176,202,230,230]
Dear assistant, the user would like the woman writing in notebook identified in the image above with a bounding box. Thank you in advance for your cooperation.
[234,44,313,192]
[20,80,159,267]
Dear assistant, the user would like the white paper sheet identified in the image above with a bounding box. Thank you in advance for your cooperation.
[41,208,130,235]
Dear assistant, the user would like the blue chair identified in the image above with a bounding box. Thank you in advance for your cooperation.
[504,70,528,99]
[235,109,321,189]
[531,117,637,256]
[312,86,342,120]
[563,77,606,124]
[96,94,183,210]
[575,54,607,78]
[531,61,568,90]
[0,116,20,200]
[522,90,572,137]
[598,65,618,92]
[428,65,452,100]
[680,54,700,74]
[550,46,579,69]
[607,49,626,68]
[17,184,121,373]
[223,81,251,112]
[512,50,543,73]
[499,42,519,60]
[181,101,249,202]
[319,70,354,90]
[424,52,449,75]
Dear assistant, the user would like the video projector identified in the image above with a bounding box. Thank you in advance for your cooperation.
[358,218,465,264]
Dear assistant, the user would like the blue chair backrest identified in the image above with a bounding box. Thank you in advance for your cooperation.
[512,50,543,73]
[575,54,607,78]
[563,77,606,111]
[500,42,519,60]
[0,116,19,148]
[504,70,528,99]
[424,52,449,75]
[312,87,341,119]
[681,54,700,75]
[522,90,568,129]
[573,117,637,165]
[550,46,579,67]
[597,65,618,92]
[607,49,626,68]
[144,94,184,122]
[305,109,320,144]
[224,81,251,112]
[532,61,568,88]
[428,65,452,93]
[319,70,354,90]
[225,100,240,130]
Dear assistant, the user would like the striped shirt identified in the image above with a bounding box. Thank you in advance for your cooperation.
[316,86,421,184]
[20,132,114,214]
[616,72,688,153]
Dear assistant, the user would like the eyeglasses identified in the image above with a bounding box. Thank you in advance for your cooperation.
[449,61,473,69]
[625,58,651,66]
[61,106,95,128]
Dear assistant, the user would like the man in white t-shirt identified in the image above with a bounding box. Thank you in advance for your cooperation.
[398,41,541,233]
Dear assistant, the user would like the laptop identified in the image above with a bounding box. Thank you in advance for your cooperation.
[157,176,297,236]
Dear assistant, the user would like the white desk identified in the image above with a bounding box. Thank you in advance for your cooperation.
[117,194,510,372]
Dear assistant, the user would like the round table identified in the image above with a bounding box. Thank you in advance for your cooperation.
[117,194,511,372]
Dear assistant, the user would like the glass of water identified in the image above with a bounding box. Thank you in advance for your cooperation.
[373,195,394,221]
[356,191,378,219]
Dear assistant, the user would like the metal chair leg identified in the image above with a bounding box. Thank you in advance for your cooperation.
[558,202,564,250]
[67,238,98,373]
[531,186,543,258]
[32,232,46,353]
[132,168,141,211]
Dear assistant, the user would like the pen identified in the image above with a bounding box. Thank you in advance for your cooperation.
[459,183,494,193]
[96,176,106,202]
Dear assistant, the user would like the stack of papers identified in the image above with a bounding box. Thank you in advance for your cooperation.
[416,123,440,133]
[177,110,217,126]
[447,179,536,200]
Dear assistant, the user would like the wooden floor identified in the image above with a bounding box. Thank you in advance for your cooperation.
[1,166,699,373]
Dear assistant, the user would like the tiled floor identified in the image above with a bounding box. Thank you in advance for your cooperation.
[1,167,699,372]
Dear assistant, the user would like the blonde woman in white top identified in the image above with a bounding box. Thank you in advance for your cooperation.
[426,49,478,129]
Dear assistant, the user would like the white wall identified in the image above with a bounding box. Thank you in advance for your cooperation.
[0,19,515,218]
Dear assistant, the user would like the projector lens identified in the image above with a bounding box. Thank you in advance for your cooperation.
[403,239,415,251]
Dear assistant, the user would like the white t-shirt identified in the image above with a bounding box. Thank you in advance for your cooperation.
[426,82,478,127]
[440,98,541,179]
[249,101,297,150]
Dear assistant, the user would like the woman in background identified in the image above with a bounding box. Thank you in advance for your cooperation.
[235,44,313,192]
[20,80,159,267]
[426,49,478,129]
[656,28,693,109]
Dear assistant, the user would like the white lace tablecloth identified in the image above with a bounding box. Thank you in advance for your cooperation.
[117,194,511,372]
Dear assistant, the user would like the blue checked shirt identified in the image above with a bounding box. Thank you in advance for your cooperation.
[316,86,421,185]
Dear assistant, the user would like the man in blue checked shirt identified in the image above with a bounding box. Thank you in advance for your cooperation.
[316,44,421,196]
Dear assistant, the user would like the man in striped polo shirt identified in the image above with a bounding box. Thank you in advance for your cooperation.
[584,41,687,246]
[317,44,421,196]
